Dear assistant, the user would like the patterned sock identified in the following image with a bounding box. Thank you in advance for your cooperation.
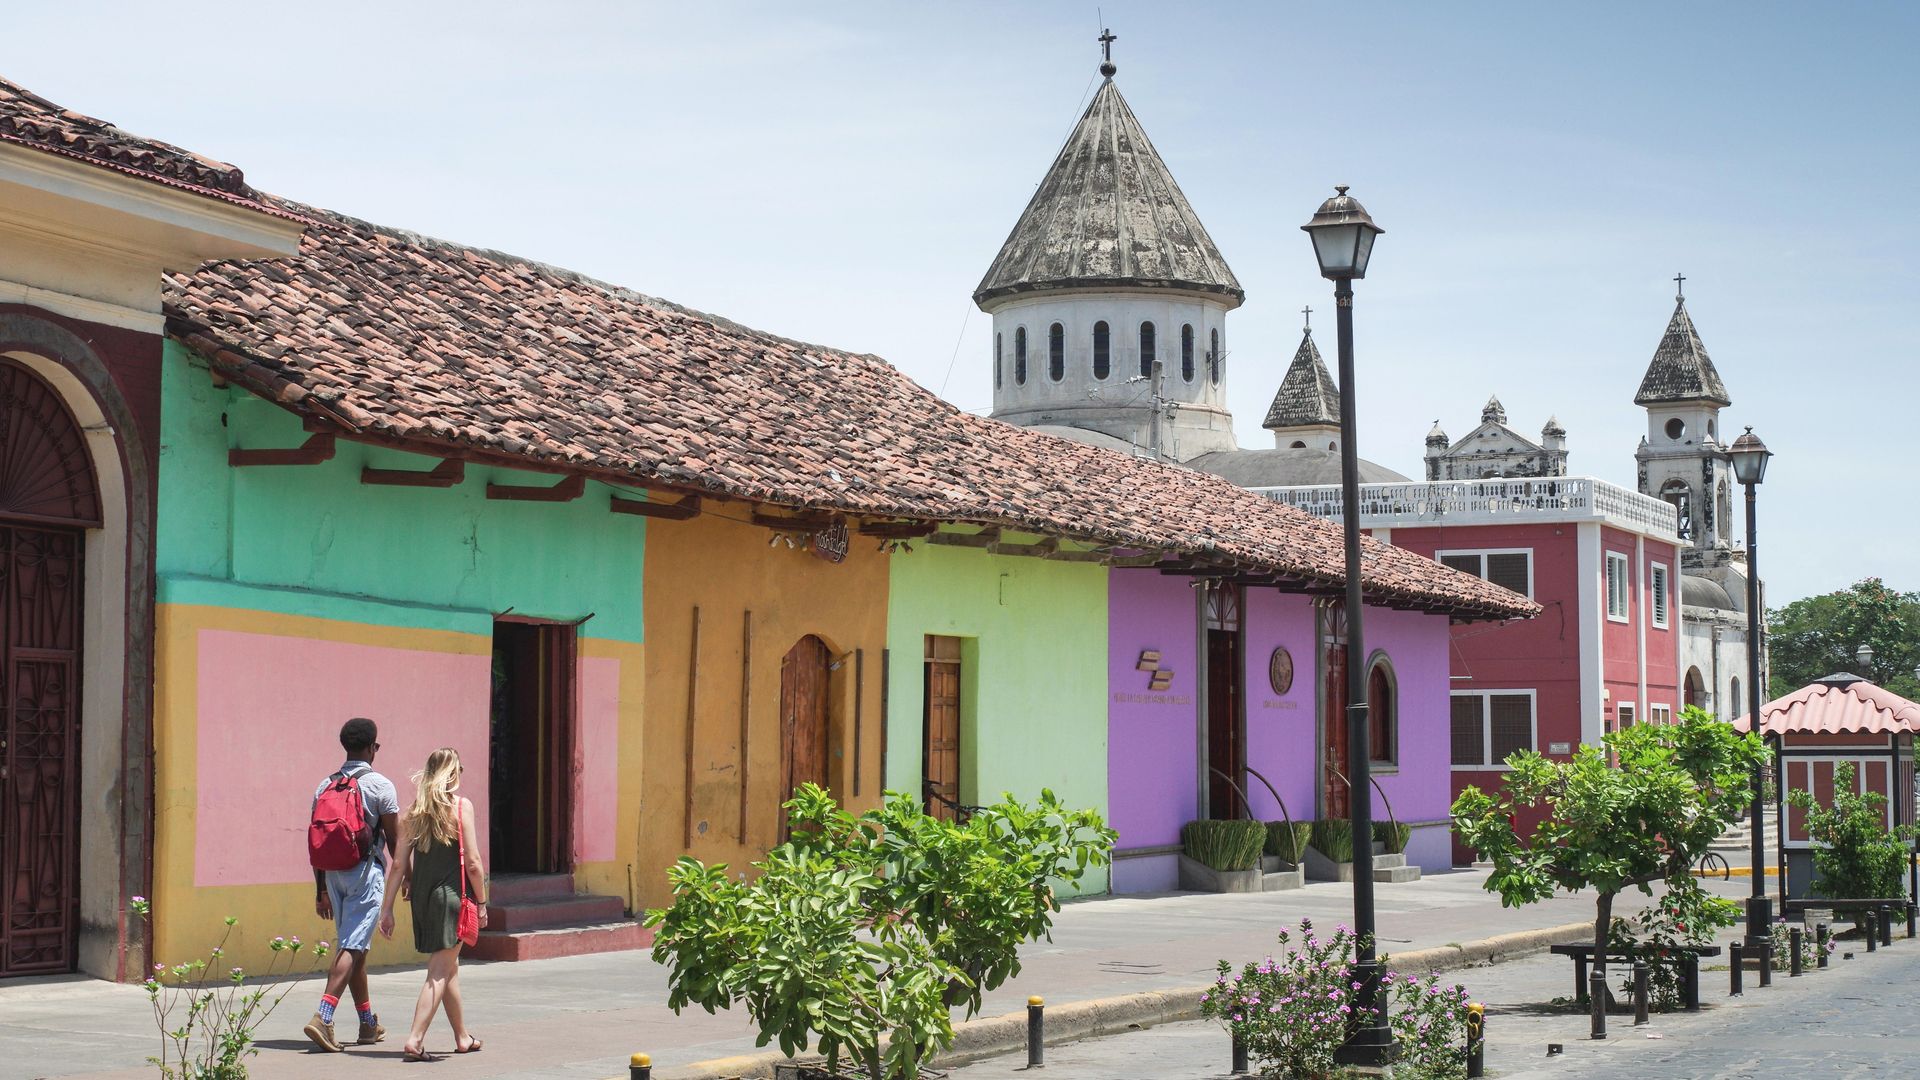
[318,994,339,1024]
[356,1000,375,1025]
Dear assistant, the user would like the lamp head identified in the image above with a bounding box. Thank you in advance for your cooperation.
[1728,426,1772,485]
[1301,185,1384,280]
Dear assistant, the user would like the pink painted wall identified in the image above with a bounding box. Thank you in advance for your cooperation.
[1105,571,1199,853]
[193,631,623,887]
[1641,537,1681,712]
[194,630,492,888]
[1240,590,1318,827]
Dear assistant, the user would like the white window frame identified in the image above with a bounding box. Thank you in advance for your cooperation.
[1605,551,1631,623]
[1616,701,1636,731]
[1650,561,1670,629]
[1648,702,1673,724]
[1450,688,1539,770]
[1435,547,1535,599]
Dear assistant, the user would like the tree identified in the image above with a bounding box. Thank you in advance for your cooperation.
[1768,578,1920,699]
[1451,706,1767,990]
[1785,761,1917,901]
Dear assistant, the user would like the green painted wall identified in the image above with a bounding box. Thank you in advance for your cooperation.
[158,341,646,642]
[885,542,1110,893]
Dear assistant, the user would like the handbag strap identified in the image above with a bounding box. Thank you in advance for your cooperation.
[454,798,468,903]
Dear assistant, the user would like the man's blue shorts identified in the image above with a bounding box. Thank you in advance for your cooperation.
[324,857,386,954]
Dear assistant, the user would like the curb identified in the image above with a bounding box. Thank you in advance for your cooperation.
[647,919,1596,1079]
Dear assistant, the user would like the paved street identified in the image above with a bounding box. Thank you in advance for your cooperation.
[0,870,1742,1079]
[949,921,1920,1080]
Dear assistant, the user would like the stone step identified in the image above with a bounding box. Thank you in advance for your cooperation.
[1263,869,1305,892]
[1371,853,1407,870]
[488,873,576,905]
[486,893,627,933]
[1374,864,1423,884]
[463,919,652,963]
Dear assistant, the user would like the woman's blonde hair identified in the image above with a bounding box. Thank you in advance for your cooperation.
[404,747,464,851]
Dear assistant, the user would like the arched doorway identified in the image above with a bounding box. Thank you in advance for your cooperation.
[779,635,832,838]
[1684,666,1709,714]
[0,358,100,976]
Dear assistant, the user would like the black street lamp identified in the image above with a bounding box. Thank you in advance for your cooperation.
[1301,185,1395,1068]
[1728,426,1773,956]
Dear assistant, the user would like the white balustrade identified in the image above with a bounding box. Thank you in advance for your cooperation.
[1253,476,1681,541]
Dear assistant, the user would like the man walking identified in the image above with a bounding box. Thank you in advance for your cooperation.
[304,717,400,1052]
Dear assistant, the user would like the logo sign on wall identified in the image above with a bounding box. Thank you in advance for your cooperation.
[811,521,850,563]
[1137,649,1175,691]
[1268,646,1295,696]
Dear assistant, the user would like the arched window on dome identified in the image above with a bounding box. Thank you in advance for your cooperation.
[1181,324,1195,382]
[1048,323,1065,381]
[1014,327,1027,385]
[994,332,1003,389]
[1210,328,1222,383]
[1289,440,1307,449]
[1092,321,1110,380]
[1139,322,1156,378]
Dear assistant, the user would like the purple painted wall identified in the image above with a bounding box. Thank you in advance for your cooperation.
[1240,590,1320,828]
[1360,606,1456,871]
[1106,571,1200,869]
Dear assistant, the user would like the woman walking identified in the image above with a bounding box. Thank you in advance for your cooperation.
[379,747,487,1061]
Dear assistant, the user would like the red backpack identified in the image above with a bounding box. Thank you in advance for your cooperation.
[309,769,373,871]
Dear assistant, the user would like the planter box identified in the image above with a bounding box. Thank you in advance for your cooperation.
[774,1064,856,1080]
[1177,854,1264,893]
[1304,846,1410,883]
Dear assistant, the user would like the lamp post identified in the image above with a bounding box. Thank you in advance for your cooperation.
[1301,186,1394,1067]
[1856,643,1875,679]
[1729,426,1773,956]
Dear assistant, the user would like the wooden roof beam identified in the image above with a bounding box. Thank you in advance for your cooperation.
[487,473,586,502]
[858,521,939,539]
[361,458,465,488]
[750,510,837,533]
[610,493,702,520]
[228,431,335,467]
[928,528,1001,549]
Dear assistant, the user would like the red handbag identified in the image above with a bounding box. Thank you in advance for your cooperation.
[455,803,481,947]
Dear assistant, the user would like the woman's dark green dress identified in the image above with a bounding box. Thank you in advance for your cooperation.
[409,816,467,954]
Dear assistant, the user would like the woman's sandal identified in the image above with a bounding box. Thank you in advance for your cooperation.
[402,1045,442,1062]
[455,1035,483,1054]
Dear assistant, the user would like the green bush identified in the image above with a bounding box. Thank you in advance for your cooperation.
[1264,821,1313,863]
[1787,761,1917,900]
[1182,819,1265,871]
[1309,819,1355,863]
[1373,820,1412,855]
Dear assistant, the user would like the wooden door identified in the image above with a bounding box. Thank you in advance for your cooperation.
[922,636,962,820]
[1206,630,1244,819]
[780,635,832,835]
[489,620,576,875]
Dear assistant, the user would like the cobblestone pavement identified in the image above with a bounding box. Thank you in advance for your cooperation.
[947,928,1920,1080]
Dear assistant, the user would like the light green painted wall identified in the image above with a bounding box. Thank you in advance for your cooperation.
[158,341,646,642]
[885,542,1109,893]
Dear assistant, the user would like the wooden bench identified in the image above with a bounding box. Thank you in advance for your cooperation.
[1549,943,1720,1012]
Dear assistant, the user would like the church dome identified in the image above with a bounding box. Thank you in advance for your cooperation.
[1187,447,1410,488]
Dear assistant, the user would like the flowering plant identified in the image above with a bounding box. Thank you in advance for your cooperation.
[130,897,331,1078]
[1769,917,1831,970]
[1607,877,1736,1011]
[1201,918,1471,1080]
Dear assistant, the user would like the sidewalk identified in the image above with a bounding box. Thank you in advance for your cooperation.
[1,870,1750,1080]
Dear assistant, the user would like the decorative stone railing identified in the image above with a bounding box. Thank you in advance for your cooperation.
[1252,476,1682,541]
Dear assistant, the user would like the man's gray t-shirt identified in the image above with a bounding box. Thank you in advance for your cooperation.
[313,761,399,871]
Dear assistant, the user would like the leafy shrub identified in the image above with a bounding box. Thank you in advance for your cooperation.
[131,897,331,1079]
[1786,762,1917,900]
[647,785,1114,1080]
[1769,918,1831,971]
[1373,820,1412,855]
[1310,818,1355,863]
[1182,819,1265,871]
[1265,821,1313,863]
[1606,877,1737,1011]
[1201,918,1472,1080]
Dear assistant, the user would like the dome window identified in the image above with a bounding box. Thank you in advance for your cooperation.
[1139,322,1156,378]
[994,332,1003,389]
[1666,417,1687,440]
[1092,321,1111,380]
[1014,327,1027,385]
[1048,323,1065,382]
[1210,328,1222,382]
[1181,324,1195,382]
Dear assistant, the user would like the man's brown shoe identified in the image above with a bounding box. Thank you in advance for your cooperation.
[302,1012,345,1052]
[356,1018,386,1045]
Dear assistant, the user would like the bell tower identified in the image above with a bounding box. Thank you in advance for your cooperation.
[1634,276,1733,557]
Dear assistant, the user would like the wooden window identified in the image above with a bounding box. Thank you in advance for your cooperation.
[1649,703,1673,723]
[1651,562,1670,628]
[1092,321,1110,380]
[1367,656,1396,765]
[1138,321,1156,378]
[994,332,1002,389]
[1048,322,1064,382]
[1615,701,1636,732]
[1181,324,1195,382]
[1436,549,1532,598]
[1014,327,1027,385]
[1451,691,1535,768]
[1606,551,1630,621]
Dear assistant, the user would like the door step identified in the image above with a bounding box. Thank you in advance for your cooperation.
[1374,864,1423,883]
[463,874,649,962]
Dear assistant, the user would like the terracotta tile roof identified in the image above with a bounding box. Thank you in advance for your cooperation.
[0,77,299,222]
[1734,673,1920,736]
[163,200,1536,621]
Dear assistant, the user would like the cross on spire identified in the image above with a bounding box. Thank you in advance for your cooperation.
[1301,305,1313,333]
[1098,28,1117,76]
[1674,272,1686,300]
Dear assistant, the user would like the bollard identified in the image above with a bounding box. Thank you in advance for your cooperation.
[1879,905,1893,947]
[1908,901,1917,940]
[1027,996,1045,1069]
[1817,923,1830,968]
[1588,966,1607,1040]
[1729,942,1743,996]
[1632,959,1649,1026]
[1790,927,1804,976]
[629,1052,651,1080]
[1758,940,1772,987]
[1866,911,1878,953]
[1465,1003,1485,1079]
[1230,1030,1248,1075]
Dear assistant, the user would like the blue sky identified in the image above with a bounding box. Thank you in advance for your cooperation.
[8,2,1914,603]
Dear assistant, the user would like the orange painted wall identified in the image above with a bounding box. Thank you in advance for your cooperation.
[637,511,888,909]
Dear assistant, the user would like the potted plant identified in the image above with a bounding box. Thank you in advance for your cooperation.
[647,784,1114,1080]
[1178,819,1266,893]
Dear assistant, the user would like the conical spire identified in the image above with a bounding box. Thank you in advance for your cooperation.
[973,77,1242,308]
[1635,297,1731,406]
[1263,330,1341,430]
